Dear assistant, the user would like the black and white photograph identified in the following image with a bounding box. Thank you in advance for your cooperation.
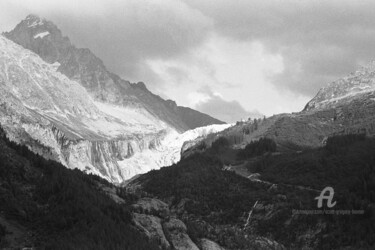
[0,0,374,249]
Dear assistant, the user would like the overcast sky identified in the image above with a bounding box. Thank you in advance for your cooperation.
[1,0,375,122]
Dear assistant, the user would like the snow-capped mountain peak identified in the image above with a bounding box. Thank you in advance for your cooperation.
[0,35,175,182]
[304,61,375,111]
[4,15,224,132]
[25,14,45,27]
[0,15,227,184]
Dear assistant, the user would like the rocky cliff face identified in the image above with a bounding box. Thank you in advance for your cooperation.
[130,197,225,250]
[4,14,224,132]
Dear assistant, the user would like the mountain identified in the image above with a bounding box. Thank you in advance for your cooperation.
[182,62,375,154]
[0,15,227,184]
[3,14,224,132]
[304,61,375,111]
[0,34,228,183]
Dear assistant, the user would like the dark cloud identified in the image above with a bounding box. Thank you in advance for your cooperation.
[194,86,262,123]
[184,0,375,96]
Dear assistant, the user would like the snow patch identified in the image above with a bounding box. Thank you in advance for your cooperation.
[51,62,60,70]
[34,31,50,39]
[93,101,170,135]
[28,19,44,28]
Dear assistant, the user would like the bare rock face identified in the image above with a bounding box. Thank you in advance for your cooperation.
[162,218,199,250]
[131,199,200,250]
[132,213,171,250]
[130,197,227,250]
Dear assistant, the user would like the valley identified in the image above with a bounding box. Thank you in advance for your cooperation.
[0,11,375,250]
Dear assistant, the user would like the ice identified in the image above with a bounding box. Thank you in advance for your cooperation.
[117,123,232,180]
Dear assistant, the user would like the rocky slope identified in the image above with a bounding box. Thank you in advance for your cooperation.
[3,14,224,132]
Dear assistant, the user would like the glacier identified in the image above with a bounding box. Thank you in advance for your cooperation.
[0,35,229,183]
[116,123,232,179]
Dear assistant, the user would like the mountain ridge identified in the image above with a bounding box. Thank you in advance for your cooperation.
[0,15,228,183]
[181,60,375,156]
[304,60,375,111]
[3,14,224,132]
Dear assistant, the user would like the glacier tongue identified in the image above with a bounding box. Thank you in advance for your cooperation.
[116,124,232,180]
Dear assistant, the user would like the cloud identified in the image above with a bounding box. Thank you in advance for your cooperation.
[184,0,375,96]
[194,86,262,123]
[2,0,374,116]
[0,0,213,83]
[146,34,303,117]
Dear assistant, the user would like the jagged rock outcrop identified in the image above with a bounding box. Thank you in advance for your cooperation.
[133,213,171,250]
[130,198,225,250]
[162,218,200,250]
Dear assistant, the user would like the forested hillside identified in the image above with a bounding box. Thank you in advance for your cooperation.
[135,134,375,249]
[0,127,158,249]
